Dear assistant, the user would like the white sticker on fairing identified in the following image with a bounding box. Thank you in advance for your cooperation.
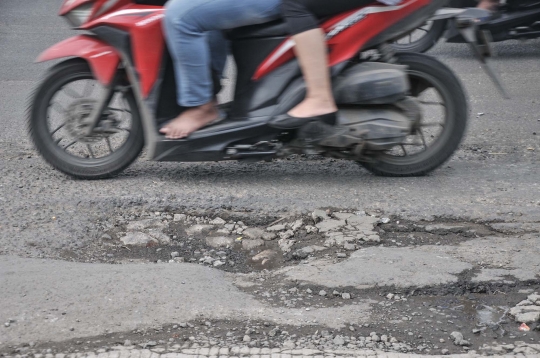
[136,13,164,27]
[326,0,412,39]
[378,0,403,5]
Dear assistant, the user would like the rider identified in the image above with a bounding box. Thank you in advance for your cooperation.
[161,0,281,139]
[162,0,403,139]
[271,0,398,129]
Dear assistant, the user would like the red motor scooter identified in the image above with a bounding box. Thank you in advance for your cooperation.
[28,0,498,179]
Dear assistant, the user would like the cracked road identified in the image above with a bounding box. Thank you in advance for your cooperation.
[0,0,539,356]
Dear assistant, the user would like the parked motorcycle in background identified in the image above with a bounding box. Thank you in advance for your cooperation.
[394,0,540,53]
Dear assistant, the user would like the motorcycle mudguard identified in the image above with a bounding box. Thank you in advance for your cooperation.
[36,35,120,85]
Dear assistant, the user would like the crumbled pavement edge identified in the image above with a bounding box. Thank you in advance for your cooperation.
[3,347,540,358]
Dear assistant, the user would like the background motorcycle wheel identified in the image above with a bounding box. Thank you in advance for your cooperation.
[392,19,447,53]
[360,52,468,177]
[29,60,144,179]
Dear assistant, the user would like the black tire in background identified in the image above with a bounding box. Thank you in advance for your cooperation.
[360,52,468,177]
[392,19,447,53]
[28,60,144,180]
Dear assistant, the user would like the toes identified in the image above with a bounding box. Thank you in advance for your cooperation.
[168,129,184,140]
[160,122,196,140]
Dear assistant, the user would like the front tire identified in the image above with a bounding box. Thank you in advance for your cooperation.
[361,53,468,177]
[28,60,144,179]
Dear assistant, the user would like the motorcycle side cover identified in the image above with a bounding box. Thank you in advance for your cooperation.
[333,62,410,104]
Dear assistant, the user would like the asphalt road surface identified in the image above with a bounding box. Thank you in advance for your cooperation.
[0,0,539,356]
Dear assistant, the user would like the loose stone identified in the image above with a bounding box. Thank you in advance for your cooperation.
[205,236,233,248]
[120,232,157,246]
[266,224,286,232]
[333,335,345,346]
[210,217,226,225]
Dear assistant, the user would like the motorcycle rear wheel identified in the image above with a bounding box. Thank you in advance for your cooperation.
[360,52,468,177]
[29,59,144,179]
[392,20,446,53]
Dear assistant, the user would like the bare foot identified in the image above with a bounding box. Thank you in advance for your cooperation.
[288,97,338,118]
[159,102,219,139]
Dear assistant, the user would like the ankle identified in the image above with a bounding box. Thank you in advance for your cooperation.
[199,102,218,115]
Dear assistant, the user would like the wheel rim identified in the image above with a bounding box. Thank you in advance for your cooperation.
[394,21,435,48]
[42,72,137,167]
[374,68,455,165]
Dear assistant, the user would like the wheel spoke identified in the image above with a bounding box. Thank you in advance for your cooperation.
[417,27,429,33]
[408,33,412,43]
[418,128,428,149]
[109,107,132,114]
[86,144,95,158]
[400,144,408,156]
[63,140,77,150]
[105,137,113,153]
[420,100,445,107]
[50,123,65,136]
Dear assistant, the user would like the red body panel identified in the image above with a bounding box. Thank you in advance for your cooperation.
[55,0,165,97]
[82,5,165,97]
[52,0,432,96]
[254,0,430,80]
[36,35,120,85]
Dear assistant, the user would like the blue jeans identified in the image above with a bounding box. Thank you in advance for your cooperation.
[164,0,282,107]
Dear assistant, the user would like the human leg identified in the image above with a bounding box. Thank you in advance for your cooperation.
[162,0,281,139]
[280,0,373,121]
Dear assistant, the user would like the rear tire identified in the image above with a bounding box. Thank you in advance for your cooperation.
[392,20,447,53]
[361,53,468,177]
[28,60,144,179]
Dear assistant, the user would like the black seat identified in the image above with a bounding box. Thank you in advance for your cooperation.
[227,19,289,40]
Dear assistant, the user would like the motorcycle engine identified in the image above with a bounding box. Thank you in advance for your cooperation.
[337,97,422,151]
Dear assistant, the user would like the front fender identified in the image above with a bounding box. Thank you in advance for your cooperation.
[36,35,120,85]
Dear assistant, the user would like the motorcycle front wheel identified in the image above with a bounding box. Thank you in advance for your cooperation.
[360,52,468,177]
[29,59,144,179]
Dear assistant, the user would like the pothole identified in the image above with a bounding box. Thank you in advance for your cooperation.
[10,209,539,356]
[59,209,499,274]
